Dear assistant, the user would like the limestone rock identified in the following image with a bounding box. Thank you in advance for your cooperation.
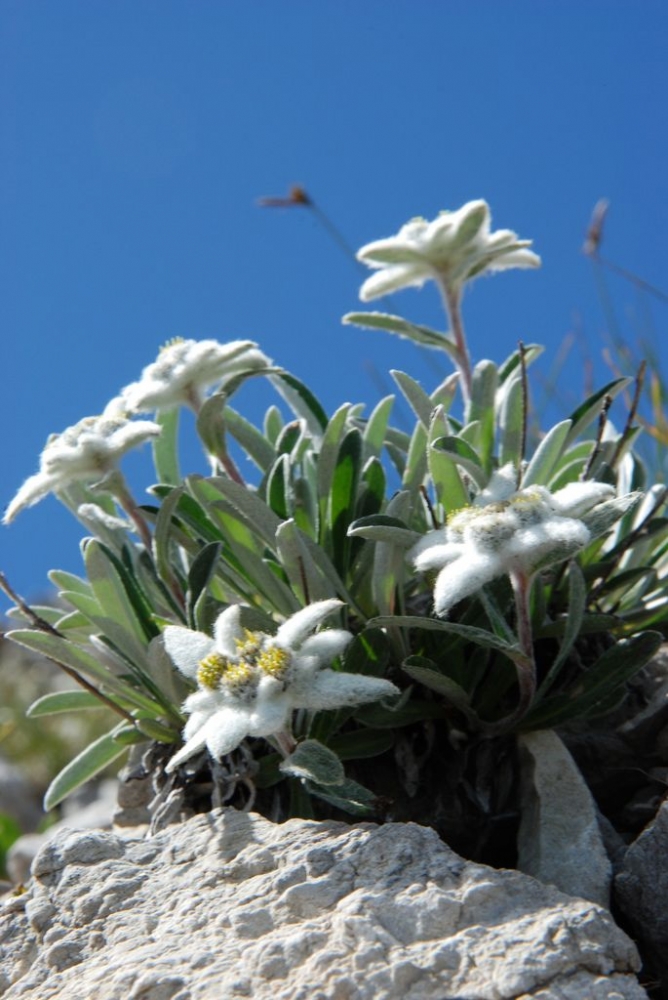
[517,730,612,907]
[615,797,668,996]
[0,810,648,1000]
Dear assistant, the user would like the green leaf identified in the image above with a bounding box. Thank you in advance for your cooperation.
[362,395,395,460]
[328,428,362,575]
[84,541,158,650]
[497,344,544,383]
[276,519,337,604]
[391,370,434,427]
[263,404,284,445]
[354,697,447,728]
[402,656,474,715]
[368,615,531,664]
[566,378,632,444]
[152,407,181,486]
[225,406,277,472]
[43,727,128,811]
[280,739,345,785]
[372,491,412,616]
[427,410,469,512]
[343,311,460,361]
[342,627,390,679]
[271,371,328,435]
[535,561,586,701]
[430,436,487,488]
[266,453,291,520]
[187,542,222,620]
[402,422,428,492]
[327,728,394,760]
[7,628,122,690]
[468,359,498,469]
[499,375,523,468]
[317,404,352,529]
[48,570,93,598]
[305,776,378,816]
[522,420,572,487]
[152,486,186,589]
[581,492,642,541]
[347,514,420,547]
[190,476,282,549]
[521,630,663,730]
[27,690,106,716]
[357,457,386,522]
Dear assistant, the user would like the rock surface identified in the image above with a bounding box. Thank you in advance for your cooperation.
[616,797,668,997]
[517,730,612,907]
[0,810,648,1000]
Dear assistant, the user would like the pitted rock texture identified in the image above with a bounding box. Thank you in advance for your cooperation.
[616,797,668,996]
[0,811,648,1000]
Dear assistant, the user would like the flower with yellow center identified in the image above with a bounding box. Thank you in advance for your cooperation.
[163,599,400,772]
[409,466,626,617]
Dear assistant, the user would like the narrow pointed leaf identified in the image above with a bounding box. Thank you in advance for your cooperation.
[27,690,107,716]
[43,727,128,811]
[152,407,181,486]
[343,311,460,360]
[522,420,572,487]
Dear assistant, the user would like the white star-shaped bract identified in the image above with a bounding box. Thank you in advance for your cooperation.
[357,199,540,302]
[108,338,271,415]
[3,415,161,524]
[409,469,616,617]
[163,599,400,772]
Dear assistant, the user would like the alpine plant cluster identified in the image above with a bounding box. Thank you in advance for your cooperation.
[3,198,665,822]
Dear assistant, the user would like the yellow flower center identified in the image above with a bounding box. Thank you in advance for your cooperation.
[197,631,292,692]
[256,644,291,679]
[197,652,229,689]
[235,629,264,662]
[197,652,254,690]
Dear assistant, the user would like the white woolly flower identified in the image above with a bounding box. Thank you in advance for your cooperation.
[163,599,400,771]
[108,338,271,415]
[3,415,161,524]
[357,199,540,302]
[410,469,616,617]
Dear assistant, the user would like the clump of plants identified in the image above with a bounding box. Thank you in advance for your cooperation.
[3,199,667,864]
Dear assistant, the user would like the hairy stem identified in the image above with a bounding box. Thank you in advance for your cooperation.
[440,283,473,410]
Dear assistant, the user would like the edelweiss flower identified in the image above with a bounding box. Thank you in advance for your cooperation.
[109,338,271,415]
[3,415,161,523]
[357,199,540,302]
[163,599,400,771]
[410,469,616,617]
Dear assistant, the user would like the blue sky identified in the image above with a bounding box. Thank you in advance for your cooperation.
[2,1,667,599]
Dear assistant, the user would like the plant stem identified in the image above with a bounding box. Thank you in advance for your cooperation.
[440,283,473,410]
[506,570,537,724]
[0,571,135,723]
[111,473,154,551]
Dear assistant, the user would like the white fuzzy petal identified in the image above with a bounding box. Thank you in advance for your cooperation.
[359,264,430,302]
[412,541,464,573]
[433,552,502,616]
[275,599,343,649]
[213,605,245,656]
[202,707,253,759]
[295,670,400,711]
[296,629,352,665]
[163,627,215,678]
[550,482,615,518]
[165,727,210,772]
